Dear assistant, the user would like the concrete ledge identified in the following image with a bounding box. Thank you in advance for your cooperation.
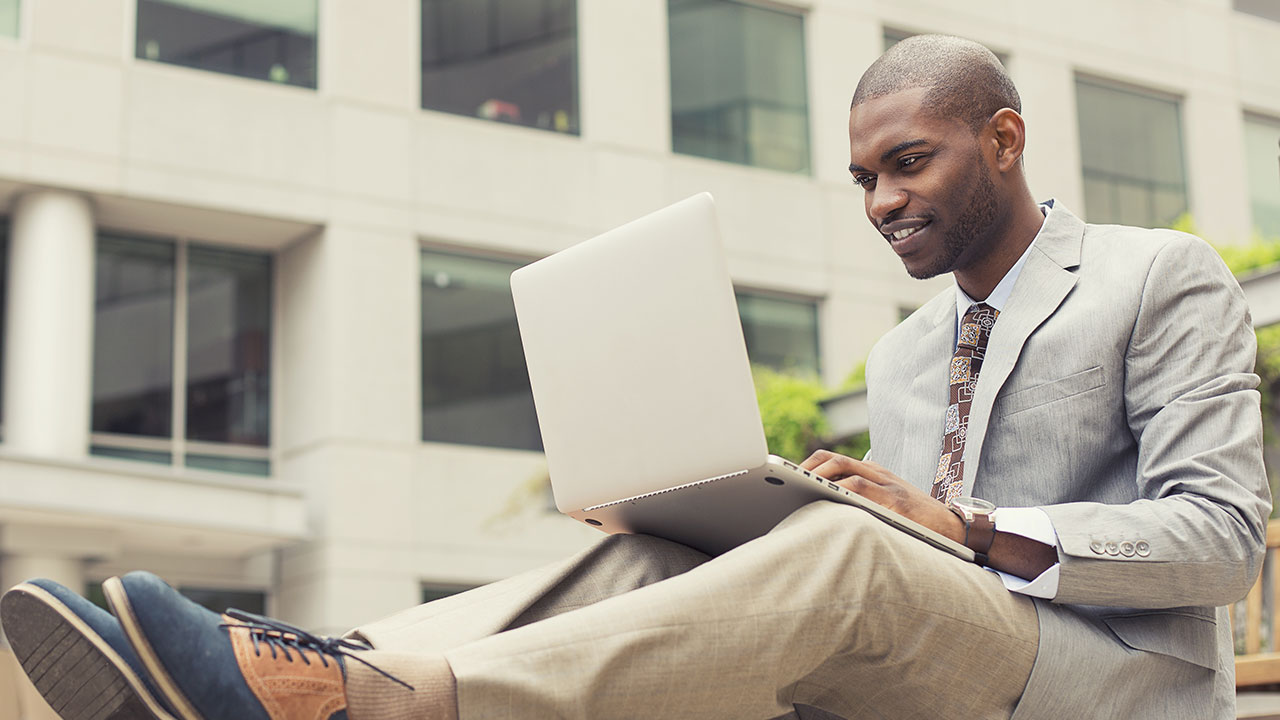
[0,452,308,557]
[1238,265,1280,329]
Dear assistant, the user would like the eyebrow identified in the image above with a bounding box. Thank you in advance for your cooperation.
[848,138,931,175]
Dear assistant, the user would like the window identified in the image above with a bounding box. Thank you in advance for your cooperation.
[882,28,1009,65]
[87,582,265,615]
[1245,114,1280,239]
[421,0,579,134]
[1236,0,1280,22]
[92,234,272,475]
[1075,77,1188,228]
[0,0,18,37]
[668,0,810,173]
[135,0,318,88]
[421,249,540,451]
[421,583,472,604]
[736,291,820,376]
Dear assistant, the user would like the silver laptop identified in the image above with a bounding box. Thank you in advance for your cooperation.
[510,192,973,560]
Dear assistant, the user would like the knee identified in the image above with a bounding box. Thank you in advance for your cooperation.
[596,533,709,582]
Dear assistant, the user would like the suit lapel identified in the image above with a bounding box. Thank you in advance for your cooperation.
[903,296,958,490]
[961,202,1085,495]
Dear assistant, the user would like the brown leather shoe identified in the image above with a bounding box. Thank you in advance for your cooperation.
[225,613,349,720]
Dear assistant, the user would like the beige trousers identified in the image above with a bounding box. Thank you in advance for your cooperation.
[347,501,1040,719]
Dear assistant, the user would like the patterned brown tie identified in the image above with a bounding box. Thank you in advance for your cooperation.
[931,302,999,503]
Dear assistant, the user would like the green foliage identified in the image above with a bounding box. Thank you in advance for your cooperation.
[753,365,829,463]
[754,364,872,464]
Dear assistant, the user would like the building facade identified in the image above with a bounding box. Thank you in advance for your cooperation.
[1,0,1279,716]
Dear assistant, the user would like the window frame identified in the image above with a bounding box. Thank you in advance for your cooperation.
[419,242,543,452]
[1073,73,1190,228]
[90,230,277,476]
[131,0,320,89]
[667,0,814,174]
[1243,110,1280,239]
[733,286,823,378]
[418,0,582,135]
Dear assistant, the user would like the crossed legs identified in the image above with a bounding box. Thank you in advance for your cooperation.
[345,501,1039,720]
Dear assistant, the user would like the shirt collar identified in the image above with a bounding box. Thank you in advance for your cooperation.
[954,203,1050,331]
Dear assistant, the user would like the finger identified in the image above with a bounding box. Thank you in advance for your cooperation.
[799,449,834,471]
[810,456,857,482]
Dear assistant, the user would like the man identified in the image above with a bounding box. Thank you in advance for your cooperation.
[2,34,1270,720]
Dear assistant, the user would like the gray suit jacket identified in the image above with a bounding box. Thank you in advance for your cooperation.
[865,201,1271,719]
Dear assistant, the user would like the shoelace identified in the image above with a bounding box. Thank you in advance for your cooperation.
[219,609,415,691]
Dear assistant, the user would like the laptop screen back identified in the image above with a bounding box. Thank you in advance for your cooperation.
[511,193,769,512]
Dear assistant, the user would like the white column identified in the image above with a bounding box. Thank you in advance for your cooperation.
[2,191,95,458]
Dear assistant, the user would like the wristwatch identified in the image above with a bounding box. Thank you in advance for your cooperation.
[948,496,997,567]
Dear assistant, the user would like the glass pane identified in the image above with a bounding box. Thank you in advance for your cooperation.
[186,246,271,447]
[185,453,270,476]
[178,586,266,615]
[93,235,175,438]
[669,0,810,174]
[421,0,579,134]
[1245,115,1280,239]
[1075,78,1188,228]
[736,292,820,376]
[136,0,318,88]
[421,584,472,604]
[421,250,541,450]
[0,0,18,37]
[89,445,173,465]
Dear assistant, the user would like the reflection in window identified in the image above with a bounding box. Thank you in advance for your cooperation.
[1075,77,1188,228]
[1235,0,1280,22]
[92,236,175,442]
[92,235,272,475]
[0,0,18,37]
[421,0,579,134]
[1245,114,1280,239]
[669,0,810,174]
[736,292,820,377]
[135,0,317,88]
[421,250,540,450]
[186,247,271,447]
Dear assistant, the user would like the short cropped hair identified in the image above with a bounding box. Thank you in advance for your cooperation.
[851,34,1020,132]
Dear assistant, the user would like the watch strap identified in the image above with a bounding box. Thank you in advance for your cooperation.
[965,512,996,567]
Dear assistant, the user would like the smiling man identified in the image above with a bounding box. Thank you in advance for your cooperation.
[1,34,1271,720]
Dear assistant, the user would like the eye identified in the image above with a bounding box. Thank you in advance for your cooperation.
[899,154,927,170]
[851,174,876,188]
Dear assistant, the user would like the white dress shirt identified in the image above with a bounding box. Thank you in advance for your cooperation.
[951,207,1061,599]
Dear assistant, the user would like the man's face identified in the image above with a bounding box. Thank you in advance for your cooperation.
[848,87,1000,280]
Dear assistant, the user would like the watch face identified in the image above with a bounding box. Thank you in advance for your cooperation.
[952,496,996,515]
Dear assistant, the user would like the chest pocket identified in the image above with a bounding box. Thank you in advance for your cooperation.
[997,366,1105,418]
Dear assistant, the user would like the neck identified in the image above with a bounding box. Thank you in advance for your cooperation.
[953,193,1044,300]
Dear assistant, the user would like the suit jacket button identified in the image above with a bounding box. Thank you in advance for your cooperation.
[1135,541,1151,557]
[1119,541,1136,557]
[1105,541,1120,556]
[1089,539,1105,554]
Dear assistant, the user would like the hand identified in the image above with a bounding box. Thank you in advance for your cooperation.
[799,449,965,544]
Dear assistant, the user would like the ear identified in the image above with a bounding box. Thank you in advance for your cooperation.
[987,108,1026,173]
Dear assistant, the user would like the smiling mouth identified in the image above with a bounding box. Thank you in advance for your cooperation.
[884,221,930,243]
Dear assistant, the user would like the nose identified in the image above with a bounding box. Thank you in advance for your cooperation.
[866,183,908,226]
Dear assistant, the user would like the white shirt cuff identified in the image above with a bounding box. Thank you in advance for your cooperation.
[988,506,1060,599]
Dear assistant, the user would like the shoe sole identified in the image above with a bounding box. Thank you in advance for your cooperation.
[0,583,177,720]
[102,577,205,720]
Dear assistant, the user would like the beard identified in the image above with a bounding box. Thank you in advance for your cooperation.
[906,159,1001,280]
